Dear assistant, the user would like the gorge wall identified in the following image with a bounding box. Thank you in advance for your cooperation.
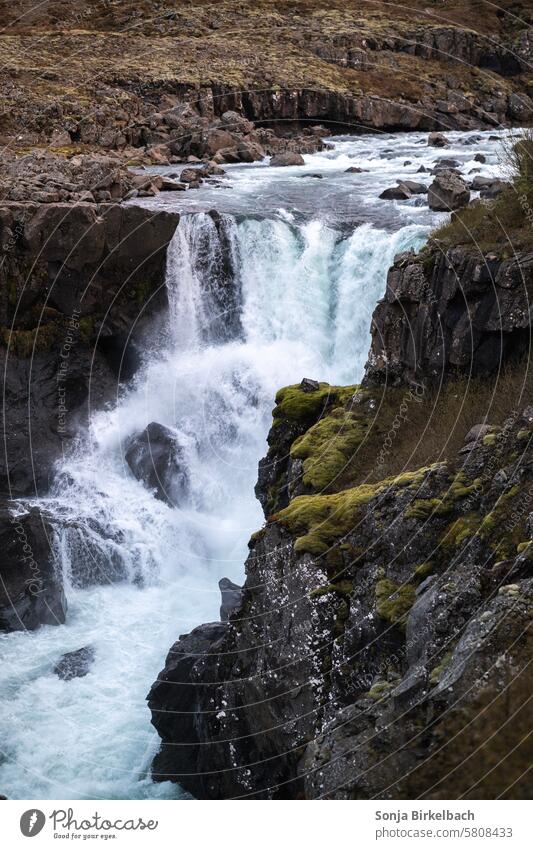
[148,235,533,799]
[0,201,180,630]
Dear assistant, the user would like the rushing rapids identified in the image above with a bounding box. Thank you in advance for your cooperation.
[0,130,510,799]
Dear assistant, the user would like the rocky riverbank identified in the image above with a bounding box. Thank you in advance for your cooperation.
[0,1,532,168]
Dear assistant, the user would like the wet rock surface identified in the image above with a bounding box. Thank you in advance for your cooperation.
[0,504,66,632]
[126,422,189,506]
[54,646,95,681]
[0,202,180,497]
[364,245,533,386]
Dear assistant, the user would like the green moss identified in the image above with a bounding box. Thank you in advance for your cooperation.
[441,513,481,548]
[309,580,354,599]
[274,467,432,555]
[290,406,366,490]
[78,317,94,344]
[482,433,498,446]
[429,652,453,685]
[406,497,455,520]
[517,541,532,554]
[367,681,394,700]
[479,485,521,540]
[375,579,416,628]
[405,473,482,519]
[273,382,358,424]
[0,323,61,356]
[517,429,531,440]
[414,561,434,580]
[248,528,266,548]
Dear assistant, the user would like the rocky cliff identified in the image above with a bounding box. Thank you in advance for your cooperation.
[0,201,180,497]
[148,223,533,798]
[0,200,180,631]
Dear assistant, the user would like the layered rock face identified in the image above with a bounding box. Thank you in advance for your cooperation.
[0,201,180,497]
[365,245,533,387]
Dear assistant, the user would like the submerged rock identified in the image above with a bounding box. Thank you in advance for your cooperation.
[54,646,95,681]
[125,422,189,506]
[269,152,305,167]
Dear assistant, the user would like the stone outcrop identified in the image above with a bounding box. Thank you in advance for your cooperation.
[0,503,66,632]
[364,245,533,387]
[0,201,180,496]
[54,646,95,680]
[148,392,533,798]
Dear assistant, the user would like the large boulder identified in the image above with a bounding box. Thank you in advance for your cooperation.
[236,139,265,162]
[0,504,66,632]
[399,180,428,194]
[428,170,470,210]
[125,422,189,506]
[219,110,254,134]
[206,129,237,156]
[269,152,305,167]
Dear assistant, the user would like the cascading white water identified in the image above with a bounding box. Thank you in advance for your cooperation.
[0,208,428,800]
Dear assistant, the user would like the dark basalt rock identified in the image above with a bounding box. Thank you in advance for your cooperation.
[147,622,228,796]
[364,246,533,386]
[148,411,533,800]
[365,242,533,384]
[379,184,412,200]
[299,377,320,392]
[125,422,189,506]
[0,202,181,498]
[0,504,66,632]
[218,577,243,622]
[54,646,95,681]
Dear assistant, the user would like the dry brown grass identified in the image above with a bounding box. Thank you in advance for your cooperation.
[335,357,532,490]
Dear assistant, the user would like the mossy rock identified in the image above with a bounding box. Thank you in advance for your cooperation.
[367,680,394,700]
[441,513,481,548]
[375,578,416,628]
[291,406,367,491]
[273,382,358,424]
[274,467,432,555]
[414,561,434,580]
[429,652,453,685]
[309,580,354,599]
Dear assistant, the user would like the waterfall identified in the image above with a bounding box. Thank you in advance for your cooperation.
[165,211,242,348]
[0,209,428,800]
